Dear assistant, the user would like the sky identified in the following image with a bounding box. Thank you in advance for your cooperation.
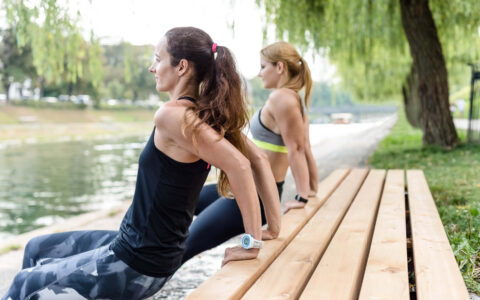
[0,0,337,82]
[70,0,337,82]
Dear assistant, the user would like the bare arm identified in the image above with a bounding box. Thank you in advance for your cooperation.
[272,90,310,200]
[243,135,281,239]
[303,117,318,195]
[158,107,262,263]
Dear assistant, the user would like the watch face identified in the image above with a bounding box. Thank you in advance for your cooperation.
[241,234,251,248]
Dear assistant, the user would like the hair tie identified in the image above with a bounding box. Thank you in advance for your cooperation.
[212,43,217,53]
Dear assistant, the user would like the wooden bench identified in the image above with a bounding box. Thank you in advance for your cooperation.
[186,169,470,300]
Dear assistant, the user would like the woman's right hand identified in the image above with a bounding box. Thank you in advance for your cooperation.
[261,228,278,240]
[283,199,306,214]
[222,246,259,267]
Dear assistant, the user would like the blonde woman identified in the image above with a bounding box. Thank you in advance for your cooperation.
[182,41,317,264]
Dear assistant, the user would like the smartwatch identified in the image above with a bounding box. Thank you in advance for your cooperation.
[295,194,308,203]
[241,234,264,249]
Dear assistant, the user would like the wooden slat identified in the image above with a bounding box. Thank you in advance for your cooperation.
[300,170,386,300]
[242,169,370,300]
[359,170,409,300]
[185,169,350,300]
[407,170,469,300]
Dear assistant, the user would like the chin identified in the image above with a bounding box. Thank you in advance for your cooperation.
[156,84,166,93]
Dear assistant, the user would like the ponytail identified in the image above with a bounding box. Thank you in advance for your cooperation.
[202,45,249,197]
[165,27,249,197]
[299,57,312,109]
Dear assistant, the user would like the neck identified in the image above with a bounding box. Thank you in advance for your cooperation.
[168,81,197,101]
[276,73,290,89]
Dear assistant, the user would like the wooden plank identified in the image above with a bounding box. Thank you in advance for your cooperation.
[242,169,370,300]
[359,170,409,300]
[407,170,469,300]
[185,169,350,300]
[300,170,386,300]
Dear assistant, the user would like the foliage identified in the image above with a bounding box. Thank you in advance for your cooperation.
[0,28,36,100]
[257,0,480,102]
[3,0,102,86]
[248,77,353,108]
[101,43,161,101]
[369,112,480,292]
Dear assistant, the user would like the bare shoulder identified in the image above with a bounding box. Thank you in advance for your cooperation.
[154,101,191,129]
[269,88,301,113]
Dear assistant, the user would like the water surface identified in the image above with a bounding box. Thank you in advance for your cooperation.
[0,134,148,240]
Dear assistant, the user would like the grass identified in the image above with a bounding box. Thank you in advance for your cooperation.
[0,244,21,255]
[369,112,480,293]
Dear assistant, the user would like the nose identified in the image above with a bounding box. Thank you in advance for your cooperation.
[148,63,155,73]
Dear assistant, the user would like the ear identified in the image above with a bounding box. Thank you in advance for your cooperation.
[177,59,189,76]
[276,61,285,74]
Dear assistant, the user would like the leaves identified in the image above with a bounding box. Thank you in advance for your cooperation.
[258,0,480,101]
[2,0,102,86]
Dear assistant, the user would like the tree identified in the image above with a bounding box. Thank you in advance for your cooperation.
[102,43,157,101]
[2,0,103,98]
[258,0,480,147]
[0,28,36,103]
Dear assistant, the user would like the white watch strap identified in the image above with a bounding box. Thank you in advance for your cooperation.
[252,239,264,248]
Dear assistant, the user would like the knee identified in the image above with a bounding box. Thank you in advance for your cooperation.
[22,236,43,268]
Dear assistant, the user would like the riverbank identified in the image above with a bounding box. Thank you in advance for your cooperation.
[0,105,155,144]
[0,114,399,298]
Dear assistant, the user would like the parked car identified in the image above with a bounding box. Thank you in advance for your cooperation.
[41,97,58,103]
[75,95,91,105]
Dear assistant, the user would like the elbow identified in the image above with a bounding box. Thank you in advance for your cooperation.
[234,155,251,174]
[251,150,269,166]
[288,143,306,156]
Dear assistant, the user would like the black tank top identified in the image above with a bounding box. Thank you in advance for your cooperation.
[111,125,210,277]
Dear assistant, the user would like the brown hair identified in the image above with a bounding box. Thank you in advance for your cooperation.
[165,27,248,197]
[260,41,312,109]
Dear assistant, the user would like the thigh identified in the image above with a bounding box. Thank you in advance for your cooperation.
[6,245,167,300]
[22,230,118,269]
[183,197,244,264]
[195,183,221,215]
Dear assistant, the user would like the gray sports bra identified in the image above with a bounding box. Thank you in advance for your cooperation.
[250,108,288,153]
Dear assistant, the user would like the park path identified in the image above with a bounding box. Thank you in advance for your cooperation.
[0,114,398,298]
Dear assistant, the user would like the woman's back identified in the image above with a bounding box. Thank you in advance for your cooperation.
[251,88,306,182]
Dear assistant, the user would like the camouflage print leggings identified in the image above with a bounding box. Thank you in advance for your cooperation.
[2,231,169,300]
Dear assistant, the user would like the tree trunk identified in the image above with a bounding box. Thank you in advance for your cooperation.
[2,81,11,104]
[399,0,458,148]
[402,64,421,128]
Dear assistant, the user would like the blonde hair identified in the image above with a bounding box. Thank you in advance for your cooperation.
[260,41,312,109]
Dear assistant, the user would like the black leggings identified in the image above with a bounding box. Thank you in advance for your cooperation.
[182,182,283,264]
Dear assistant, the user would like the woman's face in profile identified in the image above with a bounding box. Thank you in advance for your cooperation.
[149,37,177,92]
[258,57,280,89]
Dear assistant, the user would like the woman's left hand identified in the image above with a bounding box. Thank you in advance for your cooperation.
[222,246,259,267]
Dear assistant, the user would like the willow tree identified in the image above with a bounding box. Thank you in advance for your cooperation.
[259,0,480,148]
[2,0,103,97]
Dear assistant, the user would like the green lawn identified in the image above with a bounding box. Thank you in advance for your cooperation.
[369,112,480,292]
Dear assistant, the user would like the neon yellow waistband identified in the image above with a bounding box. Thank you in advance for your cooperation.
[252,138,288,153]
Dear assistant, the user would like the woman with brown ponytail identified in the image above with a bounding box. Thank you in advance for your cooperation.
[2,27,280,300]
[182,41,317,264]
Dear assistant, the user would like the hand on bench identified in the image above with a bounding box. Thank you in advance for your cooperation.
[283,199,306,213]
[222,246,259,267]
